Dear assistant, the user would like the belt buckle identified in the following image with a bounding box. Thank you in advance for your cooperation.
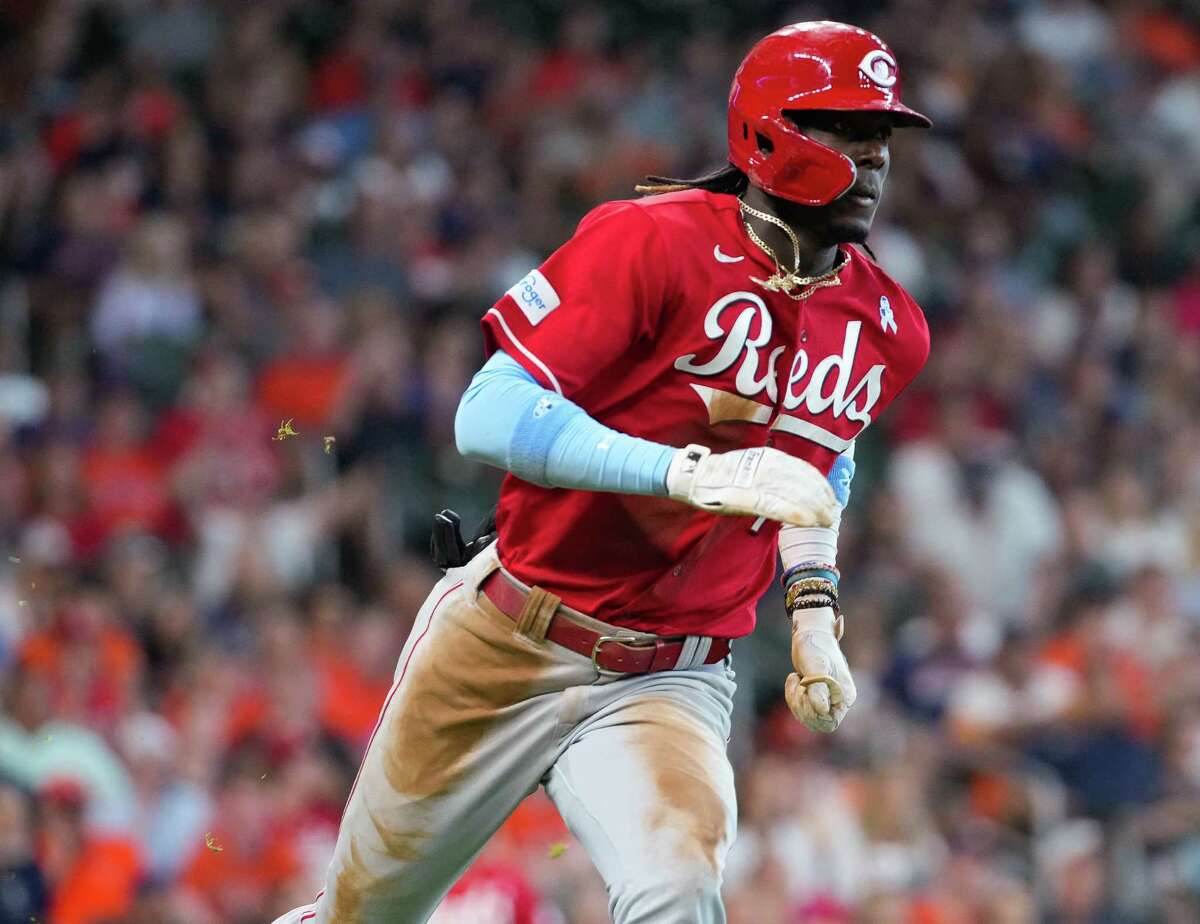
[590,634,656,674]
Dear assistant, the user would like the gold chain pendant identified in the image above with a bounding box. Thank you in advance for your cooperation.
[750,268,845,300]
[739,200,847,300]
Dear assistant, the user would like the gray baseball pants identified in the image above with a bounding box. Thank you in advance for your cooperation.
[270,542,738,923]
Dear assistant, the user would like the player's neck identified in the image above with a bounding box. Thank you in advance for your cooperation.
[739,187,840,278]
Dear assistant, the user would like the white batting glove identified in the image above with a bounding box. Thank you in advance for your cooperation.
[666,445,838,528]
[785,606,856,732]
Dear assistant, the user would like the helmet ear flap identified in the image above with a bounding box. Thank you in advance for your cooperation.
[741,114,857,207]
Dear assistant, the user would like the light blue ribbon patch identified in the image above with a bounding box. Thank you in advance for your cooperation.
[828,453,855,507]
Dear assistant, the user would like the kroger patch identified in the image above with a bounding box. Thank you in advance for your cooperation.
[506,269,561,326]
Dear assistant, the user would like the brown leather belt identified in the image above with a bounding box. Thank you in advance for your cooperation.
[479,570,730,674]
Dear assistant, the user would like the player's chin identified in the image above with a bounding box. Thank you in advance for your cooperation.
[827,192,881,242]
[825,216,872,245]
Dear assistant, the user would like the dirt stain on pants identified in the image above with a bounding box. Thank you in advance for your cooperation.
[624,697,734,875]
[330,585,560,917]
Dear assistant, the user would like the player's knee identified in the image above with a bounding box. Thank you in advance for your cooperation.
[611,863,724,923]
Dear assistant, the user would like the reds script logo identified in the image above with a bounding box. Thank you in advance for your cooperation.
[673,292,885,436]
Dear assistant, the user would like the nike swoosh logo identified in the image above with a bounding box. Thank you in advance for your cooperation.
[713,244,744,264]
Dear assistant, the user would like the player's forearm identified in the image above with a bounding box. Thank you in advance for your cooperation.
[455,350,674,495]
[543,409,674,494]
[780,449,855,732]
[778,447,854,580]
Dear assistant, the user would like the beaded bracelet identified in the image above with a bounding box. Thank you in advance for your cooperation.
[784,577,838,613]
[789,591,836,609]
[781,561,840,590]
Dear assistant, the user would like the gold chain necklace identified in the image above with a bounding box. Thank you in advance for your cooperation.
[738,199,847,300]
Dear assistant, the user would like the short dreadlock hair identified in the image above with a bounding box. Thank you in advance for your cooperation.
[634,163,749,197]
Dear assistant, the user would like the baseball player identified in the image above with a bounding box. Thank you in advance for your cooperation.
[275,20,931,924]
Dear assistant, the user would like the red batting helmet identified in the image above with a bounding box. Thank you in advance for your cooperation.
[728,21,932,207]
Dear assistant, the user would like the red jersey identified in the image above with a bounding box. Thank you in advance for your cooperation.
[481,189,929,638]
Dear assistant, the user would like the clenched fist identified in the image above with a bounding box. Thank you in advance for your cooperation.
[785,606,856,732]
[666,444,838,528]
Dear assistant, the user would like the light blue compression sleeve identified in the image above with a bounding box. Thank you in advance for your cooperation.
[455,350,858,501]
[454,351,675,494]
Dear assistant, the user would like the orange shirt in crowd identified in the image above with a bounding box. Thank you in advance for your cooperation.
[907,897,970,924]
[20,626,140,681]
[19,623,143,720]
[180,823,301,916]
[315,650,392,747]
[1040,634,1159,739]
[256,355,349,428]
[48,836,141,924]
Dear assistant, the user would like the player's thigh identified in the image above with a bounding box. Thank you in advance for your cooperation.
[312,576,580,923]
[546,664,738,921]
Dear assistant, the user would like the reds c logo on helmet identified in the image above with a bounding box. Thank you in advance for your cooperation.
[727,21,932,207]
[858,49,899,88]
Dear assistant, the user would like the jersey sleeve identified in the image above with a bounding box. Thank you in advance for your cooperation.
[481,201,670,398]
[889,282,931,385]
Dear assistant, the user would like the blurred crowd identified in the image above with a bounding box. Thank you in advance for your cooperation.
[0,0,1198,922]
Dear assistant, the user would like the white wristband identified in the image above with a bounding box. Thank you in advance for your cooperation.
[779,523,840,571]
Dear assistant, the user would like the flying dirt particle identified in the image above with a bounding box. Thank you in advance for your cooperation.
[273,418,300,441]
[8,556,19,563]
[323,435,336,454]
[204,833,223,852]
[547,842,568,859]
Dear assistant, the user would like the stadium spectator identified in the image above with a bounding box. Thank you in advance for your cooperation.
[0,1,1197,920]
